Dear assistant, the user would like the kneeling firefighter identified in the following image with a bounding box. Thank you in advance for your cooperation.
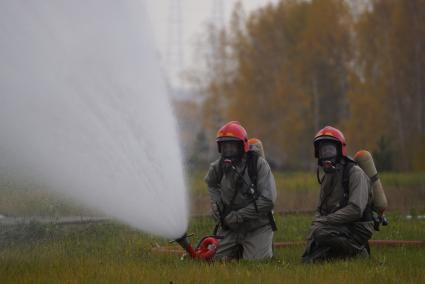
[302,126,374,263]
[205,121,277,260]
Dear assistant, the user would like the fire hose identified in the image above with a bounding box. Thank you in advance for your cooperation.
[167,233,424,262]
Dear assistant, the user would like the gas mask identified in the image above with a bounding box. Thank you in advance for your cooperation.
[318,142,339,173]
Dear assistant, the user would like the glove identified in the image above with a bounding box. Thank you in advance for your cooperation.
[223,211,243,230]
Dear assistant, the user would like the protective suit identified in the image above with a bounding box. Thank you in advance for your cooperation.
[302,126,374,263]
[205,121,277,260]
[302,161,374,262]
[205,155,277,260]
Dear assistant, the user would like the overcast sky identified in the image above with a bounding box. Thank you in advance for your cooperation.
[145,0,279,87]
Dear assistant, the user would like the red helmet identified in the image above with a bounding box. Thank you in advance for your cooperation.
[313,126,347,158]
[216,121,249,153]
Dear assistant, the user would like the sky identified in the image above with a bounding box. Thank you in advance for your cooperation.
[145,0,279,88]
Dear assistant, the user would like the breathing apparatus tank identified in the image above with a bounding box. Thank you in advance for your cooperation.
[354,150,388,215]
[248,138,265,158]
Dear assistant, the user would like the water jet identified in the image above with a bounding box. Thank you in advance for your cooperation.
[0,0,188,239]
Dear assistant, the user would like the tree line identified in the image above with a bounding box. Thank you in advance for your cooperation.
[187,0,425,171]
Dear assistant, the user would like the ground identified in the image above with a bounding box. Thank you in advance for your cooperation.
[0,213,424,283]
[1,172,424,282]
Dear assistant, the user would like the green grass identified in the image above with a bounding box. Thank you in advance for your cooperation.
[380,172,425,188]
[0,213,424,283]
[0,172,423,282]
[190,171,425,214]
[190,171,425,194]
[1,171,423,217]
[0,184,98,217]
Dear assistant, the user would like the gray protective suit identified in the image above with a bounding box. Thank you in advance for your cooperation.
[302,160,374,263]
[205,155,277,260]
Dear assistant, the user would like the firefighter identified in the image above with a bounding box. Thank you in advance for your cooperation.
[205,121,277,260]
[302,126,374,263]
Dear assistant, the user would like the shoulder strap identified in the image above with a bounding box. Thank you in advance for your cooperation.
[341,157,374,223]
[247,151,259,191]
[214,159,224,184]
[341,158,356,207]
[247,151,278,231]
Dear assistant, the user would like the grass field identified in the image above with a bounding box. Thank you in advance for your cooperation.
[190,171,425,215]
[1,171,424,217]
[0,212,424,283]
[189,171,425,194]
[0,172,424,282]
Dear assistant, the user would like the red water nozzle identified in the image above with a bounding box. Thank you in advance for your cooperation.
[170,233,196,258]
[194,236,220,261]
[171,234,222,261]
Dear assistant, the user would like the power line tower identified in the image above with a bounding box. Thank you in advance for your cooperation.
[211,0,224,30]
[207,0,227,147]
[166,0,183,89]
[209,0,225,58]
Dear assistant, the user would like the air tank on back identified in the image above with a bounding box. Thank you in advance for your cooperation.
[354,150,388,214]
[248,138,265,159]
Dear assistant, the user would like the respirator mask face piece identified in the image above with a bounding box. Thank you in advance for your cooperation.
[220,141,243,174]
[221,141,243,161]
[318,142,339,173]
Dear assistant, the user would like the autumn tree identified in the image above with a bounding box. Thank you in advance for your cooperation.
[198,0,352,169]
[192,0,425,171]
[346,0,425,170]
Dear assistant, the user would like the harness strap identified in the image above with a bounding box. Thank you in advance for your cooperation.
[215,151,278,231]
[341,158,372,222]
[341,160,354,208]
[370,174,379,183]
[247,152,277,231]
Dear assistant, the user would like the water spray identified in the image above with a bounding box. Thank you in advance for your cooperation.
[0,0,189,239]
